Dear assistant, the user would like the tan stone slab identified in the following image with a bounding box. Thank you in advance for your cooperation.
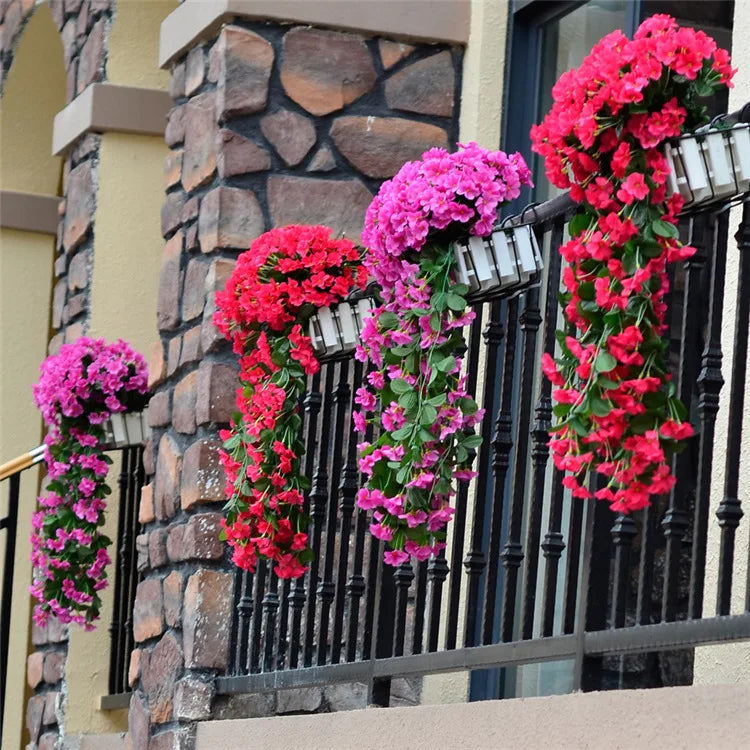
[159,0,471,68]
[52,84,173,155]
[0,190,59,235]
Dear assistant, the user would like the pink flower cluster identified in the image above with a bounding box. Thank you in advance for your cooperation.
[30,337,148,629]
[357,144,532,565]
[363,143,531,293]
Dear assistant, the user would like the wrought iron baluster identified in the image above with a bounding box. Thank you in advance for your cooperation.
[317,360,350,665]
[249,560,267,673]
[235,570,254,674]
[523,222,563,640]
[663,215,709,622]
[288,372,321,669]
[275,579,290,671]
[1,473,20,723]
[481,299,518,645]
[635,505,658,626]
[303,366,334,666]
[262,573,280,672]
[562,493,585,635]
[500,286,542,643]
[610,514,637,628]
[445,305,483,650]
[689,212,728,619]
[425,549,449,652]
[411,561,428,655]
[715,205,750,615]
[109,448,131,694]
[332,359,361,664]
[462,303,502,648]
[393,561,415,656]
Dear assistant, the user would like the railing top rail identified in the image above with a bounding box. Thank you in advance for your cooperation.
[0,445,44,482]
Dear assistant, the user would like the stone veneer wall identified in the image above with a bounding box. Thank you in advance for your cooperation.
[11,1,114,748]
[129,19,462,749]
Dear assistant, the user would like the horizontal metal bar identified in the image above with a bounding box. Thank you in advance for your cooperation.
[584,614,750,656]
[99,692,132,710]
[217,635,577,695]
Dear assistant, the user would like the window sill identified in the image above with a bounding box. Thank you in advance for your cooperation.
[100,692,131,711]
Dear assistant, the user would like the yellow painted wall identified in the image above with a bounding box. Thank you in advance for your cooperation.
[64,131,166,735]
[107,0,175,90]
[0,6,64,749]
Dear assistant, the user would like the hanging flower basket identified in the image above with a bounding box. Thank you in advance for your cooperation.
[102,410,151,448]
[665,122,750,210]
[452,222,543,298]
[308,295,376,357]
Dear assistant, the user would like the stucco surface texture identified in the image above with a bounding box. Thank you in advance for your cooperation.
[197,683,750,749]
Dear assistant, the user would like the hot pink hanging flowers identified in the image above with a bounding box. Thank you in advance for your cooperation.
[357,143,532,565]
[30,337,148,629]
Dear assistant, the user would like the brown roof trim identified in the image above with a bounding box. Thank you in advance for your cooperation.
[52,84,172,156]
[0,191,59,235]
[159,0,471,68]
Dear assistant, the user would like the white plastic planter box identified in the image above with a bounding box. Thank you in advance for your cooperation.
[665,123,750,209]
[103,410,150,448]
[309,297,375,356]
[453,224,543,297]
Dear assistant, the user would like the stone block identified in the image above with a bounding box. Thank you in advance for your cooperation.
[26,694,44,742]
[141,632,183,724]
[163,571,183,628]
[196,360,238,425]
[379,39,415,69]
[182,92,216,191]
[128,648,143,689]
[165,105,186,147]
[128,691,150,750]
[183,569,232,669]
[169,62,185,100]
[148,341,167,390]
[260,109,316,166]
[157,231,183,331]
[174,677,214,721]
[164,150,183,190]
[198,186,264,253]
[167,336,182,377]
[185,46,205,96]
[154,434,182,520]
[181,438,224,510]
[213,26,273,120]
[147,390,171,428]
[324,681,368,711]
[133,578,164,643]
[172,371,198,434]
[215,129,270,178]
[42,650,65,684]
[161,191,184,238]
[281,27,375,115]
[149,527,168,568]
[139,484,155,525]
[385,50,455,117]
[42,691,59,725]
[330,116,448,178]
[179,327,202,368]
[182,260,208,322]
[63,161,94,252]
[76,16,105,94]
[276,686,323,714]
[212,693,275,720]
[27,651,44,689]
[136,533,150,572]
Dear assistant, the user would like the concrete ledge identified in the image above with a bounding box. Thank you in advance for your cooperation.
[197,684,750,750]
[159,0,471,68]
[52,84,172,156]
[0,191,59,235]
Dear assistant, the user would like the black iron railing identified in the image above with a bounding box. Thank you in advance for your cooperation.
[220,149,750,704]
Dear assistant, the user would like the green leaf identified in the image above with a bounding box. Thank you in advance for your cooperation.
[399,391,418,413]
[462,434,483,449]
[391,379,413,394]
[391,345,413,356]
[391,426,412,441]
[432,292,448,311]
[570,417,589,437]
[594,352,617,373]
[426,393,447,407]
[419,427,435,442]
[446,293,467,312]
[436,355,456,373]
[553,403,571,418]
[420,404,438,425]
[568,211,591,237]
[652,219,679,239]
[578,281,595,301]
[591,398,611,417]
[597,377,619,390]
[379,311,400,329]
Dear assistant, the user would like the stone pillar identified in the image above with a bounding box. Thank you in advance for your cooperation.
[132,17,461,748]
[20,2,114,748]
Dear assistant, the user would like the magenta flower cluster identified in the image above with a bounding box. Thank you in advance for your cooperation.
[356,143,532,566]
[30,337,148,629]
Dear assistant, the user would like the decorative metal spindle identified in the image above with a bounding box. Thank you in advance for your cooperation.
[635,505,657,625]
[235,570,254,674]
[345,417,373,662]
[109,447,131,695]
[303,366,335,666]
[261,573,280,672]
[662,215,709,622]
[393,561,415,656]
[462,303,502,648]
[121,447,143,692]
[689,212,729,619]
[1,473,20,722]
[317,360,350,665]
[522,223,563,640]
[445,306,483,650]
[716,206,750,615]
[275,578,290,671]
[425,549,449,652]
[481,299,519,645]
[332,360,361,663]
[362,535,381,660]
[610,514,637,628]
[540,466,566,637]
[287,372,321,669]
[562,492,585,634]
[249,560,267,673]
[411,561,428,654]
[500,286,542,643]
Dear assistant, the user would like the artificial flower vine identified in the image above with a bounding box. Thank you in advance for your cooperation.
[214,225,366,579]
[356,143,532,565]
[30,337,148,629]
[531,15,735,513]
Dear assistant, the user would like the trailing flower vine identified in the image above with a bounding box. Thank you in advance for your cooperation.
[356,143,532,565]
[30,337,148,629]
[530,15,735,513]
[214,225,366,579]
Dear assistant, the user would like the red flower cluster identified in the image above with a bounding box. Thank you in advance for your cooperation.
[214,225,366,578]
[531,15,734,513]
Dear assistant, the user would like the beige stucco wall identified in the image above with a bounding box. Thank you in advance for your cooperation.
[0,6,64,749]
[197,683,750,750]
[64,130,166,735]
[694,0,750,684]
